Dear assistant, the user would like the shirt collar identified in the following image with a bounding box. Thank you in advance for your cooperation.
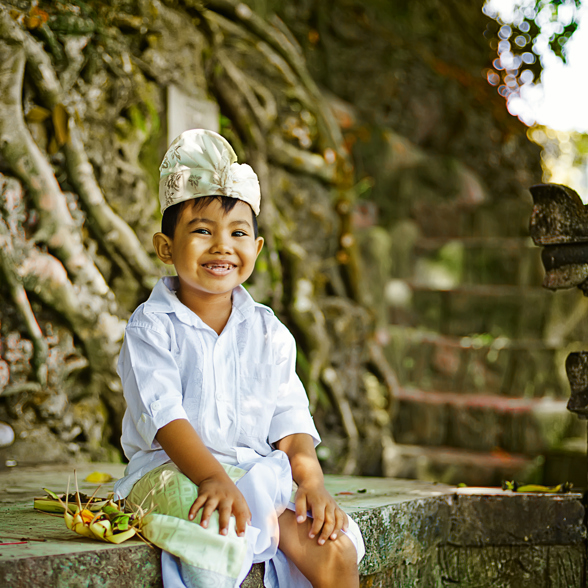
[142,277,273,327]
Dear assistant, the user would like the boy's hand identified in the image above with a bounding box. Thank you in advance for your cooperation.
[294,480,349,545]
[189,471,251,537]
[155,420,251,538]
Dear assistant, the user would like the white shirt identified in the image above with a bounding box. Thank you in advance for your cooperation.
[114,277,320,498]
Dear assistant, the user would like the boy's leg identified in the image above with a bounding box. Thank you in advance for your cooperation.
[277,509,360,588]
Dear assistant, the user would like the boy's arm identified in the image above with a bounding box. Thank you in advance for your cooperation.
[275,433,348,545]
[156,419,251,536]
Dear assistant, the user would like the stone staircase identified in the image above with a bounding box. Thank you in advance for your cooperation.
[379,201,587,487]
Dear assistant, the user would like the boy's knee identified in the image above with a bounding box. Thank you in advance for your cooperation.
[311,536,359,588]
[325,534,359,577]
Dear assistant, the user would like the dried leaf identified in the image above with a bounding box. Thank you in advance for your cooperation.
[52,104,69,147]
[26,106,51,123]
[85,471,114,484]
[25,7,49,30]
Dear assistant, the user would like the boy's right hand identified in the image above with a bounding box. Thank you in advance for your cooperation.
[189,471,251,538]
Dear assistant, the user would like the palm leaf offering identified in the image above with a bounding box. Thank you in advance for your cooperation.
[34,473,153,544]
[502,480,573,493]
[34,488,109,514]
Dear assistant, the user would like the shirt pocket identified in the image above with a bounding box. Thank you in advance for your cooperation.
[238,362,280,440]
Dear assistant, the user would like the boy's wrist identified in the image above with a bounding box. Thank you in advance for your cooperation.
[290,458,324,488]
[197,465,232,485]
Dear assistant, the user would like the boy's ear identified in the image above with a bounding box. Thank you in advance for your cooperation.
[255,236,264,257]
[153,233,174,265]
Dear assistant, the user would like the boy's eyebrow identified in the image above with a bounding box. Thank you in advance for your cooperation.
[186,217,252,228]
[228,219,252,227]
[187,217,215,226]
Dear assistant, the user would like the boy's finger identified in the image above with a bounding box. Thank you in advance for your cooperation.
[295,494,308,524]
[217,502,232,536]
[234,505,250,537]
[309,510,324,539]
[199,499,219,529]
[189,495,207,521]
[317,507,335,545]
[341,509,349,532]
[331,508,347,540]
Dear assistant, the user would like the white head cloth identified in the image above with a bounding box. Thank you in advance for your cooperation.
[158,129,261,215]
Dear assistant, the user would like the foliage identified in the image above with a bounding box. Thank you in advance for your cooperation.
[483,0,582,100]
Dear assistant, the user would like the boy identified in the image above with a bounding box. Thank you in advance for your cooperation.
[114,129,364,588]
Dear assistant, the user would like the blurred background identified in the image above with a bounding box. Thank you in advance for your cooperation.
[0,0,587,488]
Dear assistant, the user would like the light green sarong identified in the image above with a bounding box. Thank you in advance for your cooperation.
[128,462,249,585]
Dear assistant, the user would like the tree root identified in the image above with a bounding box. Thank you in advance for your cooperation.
[367,340,400,418]
[64,122,157,288]
[268,135,336,183]
[203,0,345,158]
[0,8,157,290]
[0,203,48,386]
[18,247,126,421]
[0,170,125,429]
[0,36,110,298]
[321,367,359,475]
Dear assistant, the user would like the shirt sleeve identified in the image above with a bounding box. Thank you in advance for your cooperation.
[118,317,189,448]
[268,328,321,447]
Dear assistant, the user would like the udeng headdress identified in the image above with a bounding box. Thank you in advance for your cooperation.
[158,129,261,215]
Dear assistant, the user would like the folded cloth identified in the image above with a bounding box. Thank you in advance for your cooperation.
[128,451,364,588]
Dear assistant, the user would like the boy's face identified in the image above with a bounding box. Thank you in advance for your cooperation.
[153,198,264,304]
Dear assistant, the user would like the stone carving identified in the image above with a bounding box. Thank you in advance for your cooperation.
[530,183,588,418]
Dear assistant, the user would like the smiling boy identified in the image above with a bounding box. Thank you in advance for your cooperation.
[114,130,364,588]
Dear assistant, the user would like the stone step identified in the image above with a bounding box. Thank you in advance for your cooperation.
[392,283,556,339]
[543,435,588,488]
[392,387,572,455]
[413,236,544,287]
[383,442,545,487]
[383,325,568,397]
[0,464,585,588]
[411,198,533,240]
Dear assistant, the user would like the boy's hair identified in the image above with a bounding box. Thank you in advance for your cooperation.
[162,195,259,239]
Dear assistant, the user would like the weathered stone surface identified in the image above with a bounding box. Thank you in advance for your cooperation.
[0,544,163,588]
[409,285,553,339]
[530,184,588,247]
[414,236,543,288]
[565,352,588,418]
[438,544,586,588]
[446,492,586,546]
[394,388,571,454]
[353,496,450,576]
[384,325,566,397]
[0,465,585,587]
[241,564,265,588]
[383,444,541,487]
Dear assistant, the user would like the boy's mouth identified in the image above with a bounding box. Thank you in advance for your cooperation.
[202,263,236,275]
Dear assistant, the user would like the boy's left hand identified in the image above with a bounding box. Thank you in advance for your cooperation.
[294,480,349,545]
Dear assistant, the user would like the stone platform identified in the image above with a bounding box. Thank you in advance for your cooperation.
[0,463,585,587]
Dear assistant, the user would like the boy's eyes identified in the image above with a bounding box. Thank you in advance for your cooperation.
[190,228,248,237]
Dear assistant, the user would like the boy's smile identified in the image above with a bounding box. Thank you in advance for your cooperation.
[153,198,264,315]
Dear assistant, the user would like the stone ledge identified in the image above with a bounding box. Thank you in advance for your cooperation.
[0,464,585,587]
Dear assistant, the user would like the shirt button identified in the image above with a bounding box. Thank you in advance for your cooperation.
[151,401,161,412]
[141,414,147,423]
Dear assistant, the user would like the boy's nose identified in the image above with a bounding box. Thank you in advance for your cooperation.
[210,237,233,254]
